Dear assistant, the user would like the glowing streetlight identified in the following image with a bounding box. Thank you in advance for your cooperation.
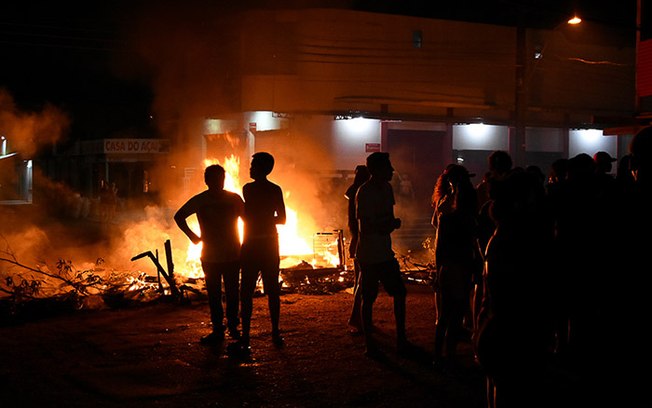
[567,15,582,25]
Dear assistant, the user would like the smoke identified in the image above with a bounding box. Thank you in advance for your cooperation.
[0,89,69,157]
[0,2,455,294]
[1,2,357,284]
[114,1,349,234]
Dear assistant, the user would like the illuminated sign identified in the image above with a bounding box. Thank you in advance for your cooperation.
[365,143,381,152]
[103,139,168,154]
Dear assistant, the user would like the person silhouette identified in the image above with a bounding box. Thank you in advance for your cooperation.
[474,151,513,352]
[476,150,513,212]
[476,152,513,295]
[230,152,286,355]
[355,152,408,357]
[345,164,371,334]
[98,179,111,223]
[602,126,652,406]
[430,163,480,370]
[592,151,618,201]
[106,181,119,222]
[475,168,555,408]
[615,153,636,195]
[174,164,244,345]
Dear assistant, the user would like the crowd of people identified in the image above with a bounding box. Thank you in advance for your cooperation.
[426,127,652,408]
[341,127,652,408]
[174,125,652,407]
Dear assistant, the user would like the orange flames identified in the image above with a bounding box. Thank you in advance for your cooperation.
[173,154,339,279]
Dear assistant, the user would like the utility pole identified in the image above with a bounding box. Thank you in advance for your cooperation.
[636,0,641,115]
[512,24,527,167]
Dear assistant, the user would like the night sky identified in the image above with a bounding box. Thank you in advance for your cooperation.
[0,0,638,140]
[0,1,154,140]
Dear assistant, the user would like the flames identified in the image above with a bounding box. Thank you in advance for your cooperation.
[172,154,338,279]
[0,153,343,303]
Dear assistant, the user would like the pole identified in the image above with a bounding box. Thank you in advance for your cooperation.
[636,0,642,115]
[513,24,527,167]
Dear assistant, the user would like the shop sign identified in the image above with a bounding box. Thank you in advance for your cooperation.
[365,143,381,152]
[103,139,168,154]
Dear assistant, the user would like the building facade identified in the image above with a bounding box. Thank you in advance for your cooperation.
[28,8,638,222]
[162,8,635,216]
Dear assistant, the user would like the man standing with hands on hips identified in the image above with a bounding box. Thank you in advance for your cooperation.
[174,164,245,345]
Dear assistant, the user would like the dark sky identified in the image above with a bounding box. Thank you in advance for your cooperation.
[358,0,637,29]
[0,1,638,140]
[0,2,154,139]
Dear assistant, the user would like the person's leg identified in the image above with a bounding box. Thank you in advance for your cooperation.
[393,292,407,344]
[239,264,258,346]
[359,262,379,355]
[446,299,467,360]
[222,261,241,338]
[348,259,363,330]
[202,262,225,335]
[260,254,282,345]
[199,262,225,345]
[486,376,496,408]
[381,258,407,349]
[433,293,449,366]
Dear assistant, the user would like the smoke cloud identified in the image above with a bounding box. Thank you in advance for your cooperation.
[0,89,69,157]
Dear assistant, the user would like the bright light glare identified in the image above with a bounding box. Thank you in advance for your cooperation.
[575,128,602,142]
[568,16,582,25]
[468,123,489,138]
[341,117,376,136]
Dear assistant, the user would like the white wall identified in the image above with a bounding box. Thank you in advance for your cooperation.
[207,114,621,174]
[453,124,509,151]
[569,129,618,159]
[332,117,381,171]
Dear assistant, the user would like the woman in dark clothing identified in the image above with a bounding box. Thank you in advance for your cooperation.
[431,163,479,369]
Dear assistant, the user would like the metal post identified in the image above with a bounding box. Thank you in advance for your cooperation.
[514,24,527,167]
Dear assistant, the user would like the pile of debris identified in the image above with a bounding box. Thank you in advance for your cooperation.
[0,238,436,325]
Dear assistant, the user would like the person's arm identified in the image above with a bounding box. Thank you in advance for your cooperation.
[174,202,201,245]
[362,214,400,234]
[357,189,400,234]
[236,195,245,220]
[274,186,286,225]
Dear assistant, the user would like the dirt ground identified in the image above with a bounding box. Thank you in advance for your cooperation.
[0,203,487,408]
[0,284,487,408]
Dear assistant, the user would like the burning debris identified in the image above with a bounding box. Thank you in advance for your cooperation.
[281,262,352,295]
[0,177,434,325]
[130,239,181,299]
[0,244,163,324]
[277,229,351,295]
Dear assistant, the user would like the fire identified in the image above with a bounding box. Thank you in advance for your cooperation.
[277,207,312,258]
[174,154,335,279]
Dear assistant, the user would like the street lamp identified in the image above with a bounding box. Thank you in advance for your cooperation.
[509,14,622,166]
[568,15,582,25]
[513,15,585,167]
